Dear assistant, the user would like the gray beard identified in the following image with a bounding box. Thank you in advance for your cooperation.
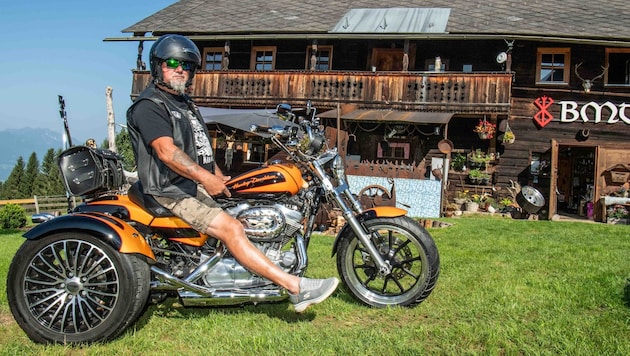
[169,78,187,94]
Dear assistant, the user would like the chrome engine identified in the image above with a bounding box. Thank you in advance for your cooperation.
[196,201,306,289]
[225,202,304,241]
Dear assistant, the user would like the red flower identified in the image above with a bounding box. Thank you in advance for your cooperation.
[474,119,496,138]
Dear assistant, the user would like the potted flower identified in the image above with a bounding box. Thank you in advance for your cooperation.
[454,190,468,205]
[468,168,491,185]
[468,168,482,184]
[450,152,466,172]
[502,130,515,144]
[474,118,496,139]
[481,196,496,212]
[607,204,629,224]
[468,149,494,168]
[465,193,482,212]
[499,197,513,208]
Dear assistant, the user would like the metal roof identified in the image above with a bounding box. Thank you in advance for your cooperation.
[330,8,450,34]
[111,0,630,45]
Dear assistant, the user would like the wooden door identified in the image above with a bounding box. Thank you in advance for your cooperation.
[549,139,559,219]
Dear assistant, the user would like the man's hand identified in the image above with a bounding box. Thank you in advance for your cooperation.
[200,174,231,197]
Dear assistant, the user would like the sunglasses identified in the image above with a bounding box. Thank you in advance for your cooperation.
[164,58,195,71]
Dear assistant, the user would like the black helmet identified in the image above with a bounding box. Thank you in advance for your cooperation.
[149,34,201,88]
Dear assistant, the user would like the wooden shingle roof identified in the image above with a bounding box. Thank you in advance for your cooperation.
[121,0,630,43]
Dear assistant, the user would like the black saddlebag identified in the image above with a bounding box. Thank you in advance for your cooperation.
[58,146,125,196]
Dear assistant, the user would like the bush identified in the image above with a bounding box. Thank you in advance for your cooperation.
[0,203,27,229]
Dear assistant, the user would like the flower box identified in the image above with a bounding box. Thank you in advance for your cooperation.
[607,218,629,225]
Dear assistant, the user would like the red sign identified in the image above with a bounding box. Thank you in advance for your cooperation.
[534,96,554,127]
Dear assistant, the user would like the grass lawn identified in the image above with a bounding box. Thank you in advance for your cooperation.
[1,216,629,355]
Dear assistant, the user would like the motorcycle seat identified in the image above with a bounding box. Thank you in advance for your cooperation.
[127,181,174,217]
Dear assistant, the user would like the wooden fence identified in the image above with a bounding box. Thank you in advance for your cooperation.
[0,195,77,215]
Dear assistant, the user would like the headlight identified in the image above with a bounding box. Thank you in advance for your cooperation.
[332,155,346,181]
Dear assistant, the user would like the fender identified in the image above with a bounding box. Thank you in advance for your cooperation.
[23,212,156,261]
[330,206,407,256]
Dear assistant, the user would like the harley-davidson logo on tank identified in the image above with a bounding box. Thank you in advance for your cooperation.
[533,95,630,128]
[227,164,305,195]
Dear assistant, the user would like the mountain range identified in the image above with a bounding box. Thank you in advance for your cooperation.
[0,128,65,182]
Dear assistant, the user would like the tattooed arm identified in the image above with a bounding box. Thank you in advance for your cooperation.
[151,136,230,197]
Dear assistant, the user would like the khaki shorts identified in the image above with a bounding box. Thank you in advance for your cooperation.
[153,185,223,233]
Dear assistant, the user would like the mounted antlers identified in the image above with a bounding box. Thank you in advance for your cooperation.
[575,62,608,93]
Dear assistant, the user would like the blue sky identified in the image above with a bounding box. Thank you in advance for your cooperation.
[0,1,176,144]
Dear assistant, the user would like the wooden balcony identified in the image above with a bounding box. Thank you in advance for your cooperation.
[132,71,512,114]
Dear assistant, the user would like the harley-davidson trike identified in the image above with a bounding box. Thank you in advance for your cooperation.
[6,104,440,344]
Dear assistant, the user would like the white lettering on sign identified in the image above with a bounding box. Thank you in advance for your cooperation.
[559,101,630,124]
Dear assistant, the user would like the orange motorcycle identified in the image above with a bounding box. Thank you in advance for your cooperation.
[6,104,439,344]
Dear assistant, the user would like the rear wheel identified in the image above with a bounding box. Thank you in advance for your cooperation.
[6,232,150,344]
[336,216,439,308]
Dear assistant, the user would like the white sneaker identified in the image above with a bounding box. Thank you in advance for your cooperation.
[289,277,339,313]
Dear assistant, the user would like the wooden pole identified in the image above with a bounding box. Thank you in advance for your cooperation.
[336,102,341,149]
[106,86,116,152]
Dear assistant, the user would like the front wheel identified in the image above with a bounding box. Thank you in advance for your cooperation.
[336,216,439,308]
[6,233,150,344]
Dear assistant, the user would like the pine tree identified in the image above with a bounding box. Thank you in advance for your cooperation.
[33,149,65,196]
[21,152,39,198]
[115,129,136,172]
[1,156,25,199]
[49,149,66,195]
[102,129,136,173]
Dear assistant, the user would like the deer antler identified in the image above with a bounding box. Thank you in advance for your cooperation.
[574,62,585,82]
[575,62,608,93]
[591,65,609,82]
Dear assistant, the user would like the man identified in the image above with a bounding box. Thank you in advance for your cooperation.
[126,34,338,313]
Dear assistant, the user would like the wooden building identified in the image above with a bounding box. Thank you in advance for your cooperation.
[106,0,630,221]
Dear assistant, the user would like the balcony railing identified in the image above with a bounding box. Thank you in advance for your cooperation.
[132,71,512,113]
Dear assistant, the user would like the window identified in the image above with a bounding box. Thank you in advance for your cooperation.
[251,46,276,71]
[606,48,630,86]
[536,48,570,84]
[202,47,224,70]
[306,45,333,70]
[377,141,410,160]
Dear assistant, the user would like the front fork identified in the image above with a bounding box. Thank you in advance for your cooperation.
[323,177,392,276]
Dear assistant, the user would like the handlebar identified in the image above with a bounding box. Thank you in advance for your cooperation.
[249,124,298,138]
[249,104,327,157]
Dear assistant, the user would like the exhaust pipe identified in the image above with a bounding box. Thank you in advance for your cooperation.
[151,265,213,296]
[150,266,288,306]
[149,242,289,307]
[178,289,287,307]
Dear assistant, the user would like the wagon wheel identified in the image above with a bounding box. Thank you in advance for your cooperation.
[358,185,392,204]
[359,185,392,200]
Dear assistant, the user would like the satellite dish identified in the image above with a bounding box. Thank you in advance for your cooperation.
[496,52,508,64]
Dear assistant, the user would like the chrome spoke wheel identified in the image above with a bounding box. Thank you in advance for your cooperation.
[23,239,119,335]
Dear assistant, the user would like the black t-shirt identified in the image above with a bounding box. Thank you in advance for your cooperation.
[132,92,214,171]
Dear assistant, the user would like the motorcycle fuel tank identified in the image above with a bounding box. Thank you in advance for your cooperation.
[226,163,306,196]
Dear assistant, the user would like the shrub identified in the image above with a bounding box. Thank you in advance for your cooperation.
[0,203,27,229]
